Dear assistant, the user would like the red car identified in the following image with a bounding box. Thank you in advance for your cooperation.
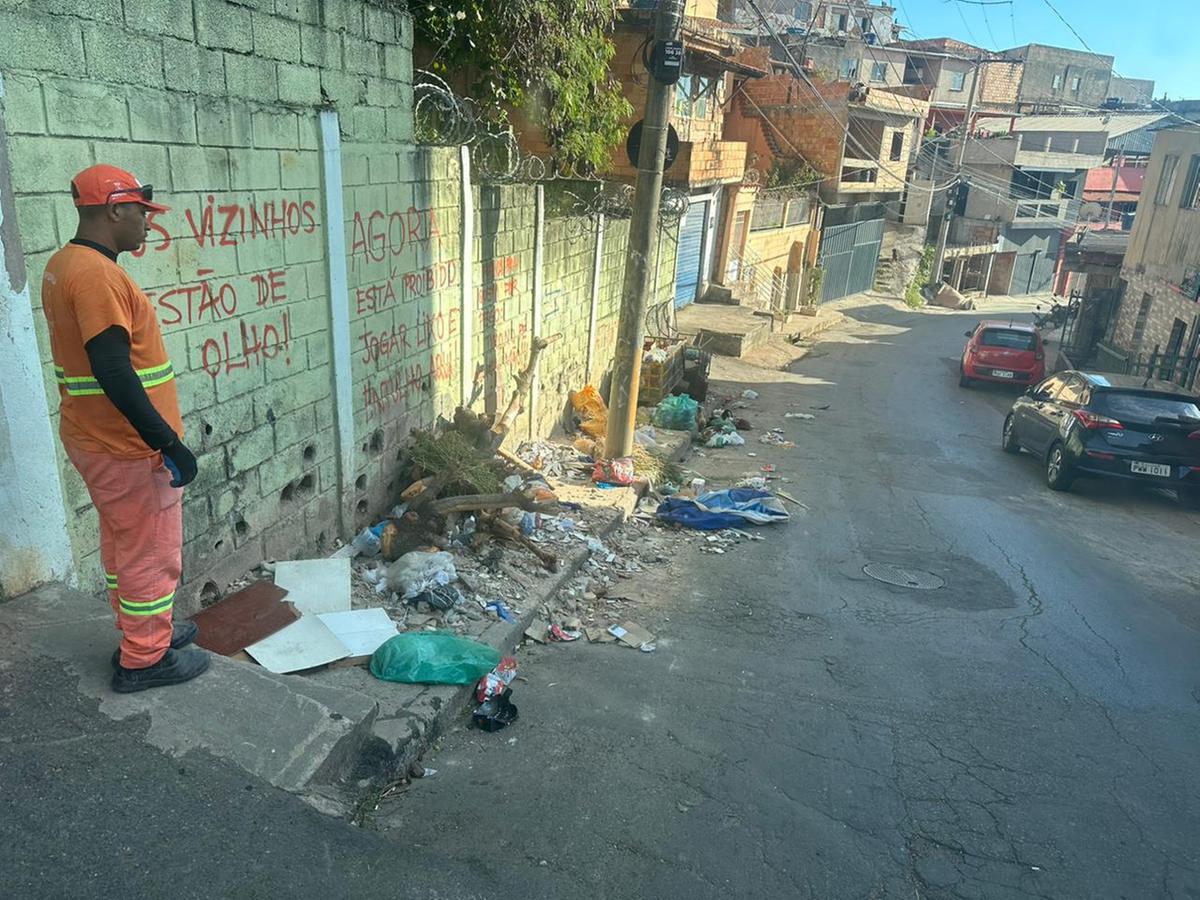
[959,321,1046,388]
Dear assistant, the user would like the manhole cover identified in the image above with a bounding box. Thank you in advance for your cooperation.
[862,563,945,590]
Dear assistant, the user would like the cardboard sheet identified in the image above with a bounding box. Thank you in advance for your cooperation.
[273,558,352,616]
[244,616,349,674]
[317,609,399,658]
[189,581,298,657]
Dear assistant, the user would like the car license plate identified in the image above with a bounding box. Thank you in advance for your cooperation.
[991,369,1014,379]
[1131,461,1171,477]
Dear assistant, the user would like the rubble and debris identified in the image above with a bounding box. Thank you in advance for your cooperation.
[411,583,463,611]
[387,550,457,600]
[473,688,519,731]
[651,394,699,431]
[741,389,759,400]
[549,624,582,642]
[785,412,815,420]
[570,384,608,440]
[759,430,795,448]
[608,621,656,649]
[369,632,502,685]
[190,581,298,657]
[351,525,383,558]
[705,431,745,448]
[484,599,517,623]
[592,456,634,486]
[476,657,519,702]
[524,619,551,643]
[656,488,790,530]
[775,490,809,510]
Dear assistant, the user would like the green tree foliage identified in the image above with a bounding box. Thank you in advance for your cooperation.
[905,244,936,308]
[413,1,633,172]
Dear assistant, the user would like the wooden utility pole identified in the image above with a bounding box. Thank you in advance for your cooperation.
[1106,151,1124,228]
[605,0,686,458]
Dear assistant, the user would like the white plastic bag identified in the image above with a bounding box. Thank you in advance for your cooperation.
[386,550,457,600]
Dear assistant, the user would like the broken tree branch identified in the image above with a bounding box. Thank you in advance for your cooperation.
[489,517,559,572]
[428,491,558,517]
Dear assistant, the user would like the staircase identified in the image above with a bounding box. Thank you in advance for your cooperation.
[875,256,900,294]
[703,244,788,313]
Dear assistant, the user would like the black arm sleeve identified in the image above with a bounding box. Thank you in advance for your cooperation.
[84,326,179,452]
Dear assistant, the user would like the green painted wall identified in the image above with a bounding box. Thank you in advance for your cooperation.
[0,0,678,608]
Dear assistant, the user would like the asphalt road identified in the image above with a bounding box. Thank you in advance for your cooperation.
[383,300,1200,899]
[4,299,1198,899]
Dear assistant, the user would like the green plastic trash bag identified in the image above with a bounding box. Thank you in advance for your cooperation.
[651,393,699,431]
[369,631,501,685]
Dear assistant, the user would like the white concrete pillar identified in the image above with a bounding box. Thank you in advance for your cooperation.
[0,104,73,596]
[318,110,354,533]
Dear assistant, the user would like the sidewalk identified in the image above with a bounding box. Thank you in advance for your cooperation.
[0,463,669,816]
[0,300,871,820]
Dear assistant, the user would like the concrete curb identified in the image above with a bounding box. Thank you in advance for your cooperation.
[304,501,632,818]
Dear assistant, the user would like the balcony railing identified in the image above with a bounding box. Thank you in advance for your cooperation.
[1011,198,1071,227]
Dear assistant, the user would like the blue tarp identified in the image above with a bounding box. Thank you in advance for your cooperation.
[656,488,790,530]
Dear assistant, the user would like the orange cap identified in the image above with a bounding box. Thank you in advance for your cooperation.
[70,164,169,212]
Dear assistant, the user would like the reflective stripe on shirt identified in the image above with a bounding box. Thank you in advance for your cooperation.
[54,361,174,397]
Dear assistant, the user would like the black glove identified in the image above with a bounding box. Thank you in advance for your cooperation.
[161,438,198,488]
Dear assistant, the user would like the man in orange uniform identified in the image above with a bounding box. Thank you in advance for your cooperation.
[42,164,209,693]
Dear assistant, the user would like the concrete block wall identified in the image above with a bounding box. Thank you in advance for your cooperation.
[0,2,680,605]
[471,182,537,438]
[346,143,462,527]
[1,0,416,599]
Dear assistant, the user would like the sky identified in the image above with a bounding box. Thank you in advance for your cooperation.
[892,0,1198,99]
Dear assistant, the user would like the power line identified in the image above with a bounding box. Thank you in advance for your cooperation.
[1039,0,1095,53]
[977,1,1000,50]
[1034,0,1197,129]
[946,0,979,46]
[743,0,943,196]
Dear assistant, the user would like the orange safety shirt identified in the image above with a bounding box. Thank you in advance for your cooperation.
[41,242,184,458]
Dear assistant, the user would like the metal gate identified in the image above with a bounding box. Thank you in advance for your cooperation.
[818,216,885,302]
[674,199,709,308]
[1010,250,1055,295]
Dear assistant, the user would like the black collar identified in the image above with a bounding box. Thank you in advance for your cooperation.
[69,238,119,263]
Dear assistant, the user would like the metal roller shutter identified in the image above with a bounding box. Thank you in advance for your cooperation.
[674,200,708,308]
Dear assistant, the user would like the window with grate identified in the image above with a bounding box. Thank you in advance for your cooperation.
[840,57,859,79]
[871,62,888,83]
[785,197,811,226]
[1179,155,1200,209]
[1132,293,1154,345]
[1155,154,1180,206]
[674,74,693,119]
[693,75,712,120]
[751,195,786,231]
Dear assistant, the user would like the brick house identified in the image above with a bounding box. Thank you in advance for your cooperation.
[601,2,770,309]
[1103,128,1200,374]
[724,68,926,301]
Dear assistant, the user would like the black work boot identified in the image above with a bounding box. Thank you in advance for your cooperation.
[111,647,210,694]
[111,621,199,669]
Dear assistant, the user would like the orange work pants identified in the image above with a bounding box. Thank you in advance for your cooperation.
[65,444,182,668]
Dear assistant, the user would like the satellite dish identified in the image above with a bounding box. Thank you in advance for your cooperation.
[1078,202,1104,223]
